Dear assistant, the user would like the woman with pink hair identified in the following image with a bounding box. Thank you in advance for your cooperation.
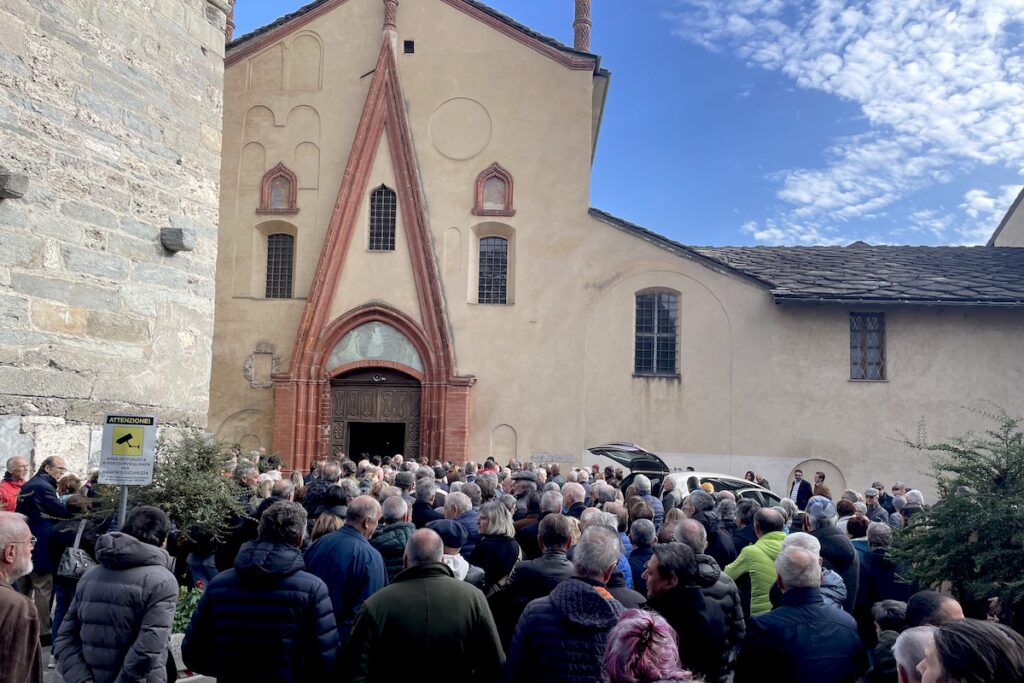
[603,609,692,683]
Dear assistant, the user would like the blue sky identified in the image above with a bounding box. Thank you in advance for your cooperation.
[234,0,1024,246]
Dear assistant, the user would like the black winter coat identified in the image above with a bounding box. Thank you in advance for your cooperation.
[370,522,415,583]
[733,524,758,553]
[491,548,574,649]
[606,570,645,609]
[411,500,443,529]
[55,533,177,683]
[182,541,338,682]
[855,547,912,645]
[646,584,728,682]
[505,577,623,683]
[692,510,738,569]
[811,526,860,613]
[735,587,867,683]
[469,534,520,592]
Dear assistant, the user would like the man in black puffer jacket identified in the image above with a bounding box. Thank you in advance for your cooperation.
[370,496,415,583]
[183,501,338,682]
[505,525,624,683]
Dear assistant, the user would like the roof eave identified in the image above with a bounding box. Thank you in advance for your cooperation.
[771,294,1024,308]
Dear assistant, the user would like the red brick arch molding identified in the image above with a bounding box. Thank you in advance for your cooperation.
[271,38,474,472]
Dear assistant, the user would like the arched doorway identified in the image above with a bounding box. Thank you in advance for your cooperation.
[329,368,421,460]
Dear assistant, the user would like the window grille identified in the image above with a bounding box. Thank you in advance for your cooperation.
[369,185,396,251]
[635,291,678,375]
[478,236,508,304]
[265,233,294,299]
[850,313,885,380]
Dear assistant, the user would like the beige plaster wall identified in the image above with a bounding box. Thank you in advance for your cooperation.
[211,0,1024,501]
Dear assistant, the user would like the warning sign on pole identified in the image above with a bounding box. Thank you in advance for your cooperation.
[99,415,157,485]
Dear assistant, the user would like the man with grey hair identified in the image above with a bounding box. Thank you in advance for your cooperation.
[445,491,481,558]
[661,474,683,511]
[579,508,636,599]
[804,495,859,614]
[412,477,443,528]
[516,489,563,559]
[0,511,43,682]
[506,526,624,683]
[892,625,935,683]
[304,495,386,644]
[183,502,338,681]
[675,517,746,661]
[771,531,847,611]
[0,456,29,513]
[347,529,504,681]
[632,474,665,529]
[561,482,586,518]
[370,495,415,583]
[734,545,866,683]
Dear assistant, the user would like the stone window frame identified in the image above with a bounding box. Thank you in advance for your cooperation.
[849,312,886,381]
[471,162,515,217]
[470,223,515,305]
[258,162,299,214]
[634,288,680,378]
[243,343,281,389]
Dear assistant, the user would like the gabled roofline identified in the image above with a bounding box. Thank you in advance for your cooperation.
[587,208,774,290]
[227,0,601,72]
[988,185,1024,247]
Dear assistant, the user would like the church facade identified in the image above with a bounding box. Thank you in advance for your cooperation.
[209,0,1024,497]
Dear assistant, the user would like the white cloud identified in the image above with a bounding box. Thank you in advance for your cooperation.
[667,0,1024,244]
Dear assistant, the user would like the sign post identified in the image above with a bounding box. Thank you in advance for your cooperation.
[99,414,157,528]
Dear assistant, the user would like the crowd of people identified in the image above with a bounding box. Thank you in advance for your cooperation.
[1,452,1022,683]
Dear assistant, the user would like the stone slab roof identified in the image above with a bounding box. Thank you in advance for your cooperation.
[590,209,1024,307]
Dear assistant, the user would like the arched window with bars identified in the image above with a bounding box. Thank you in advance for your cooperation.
[368,185,396,251]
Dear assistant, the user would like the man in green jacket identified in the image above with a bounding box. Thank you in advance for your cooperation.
[347,528,505,682]
[724,508,786,616]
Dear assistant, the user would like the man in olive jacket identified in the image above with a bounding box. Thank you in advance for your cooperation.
[347,529,504,682]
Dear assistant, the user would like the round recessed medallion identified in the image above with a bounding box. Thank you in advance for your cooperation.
[428,97,492,160]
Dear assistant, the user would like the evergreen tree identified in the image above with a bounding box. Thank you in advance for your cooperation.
[893,409,1024,615]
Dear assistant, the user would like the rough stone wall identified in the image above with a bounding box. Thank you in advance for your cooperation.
[0,0,227,474]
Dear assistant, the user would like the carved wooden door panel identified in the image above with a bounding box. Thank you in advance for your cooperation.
[329,369,420,459]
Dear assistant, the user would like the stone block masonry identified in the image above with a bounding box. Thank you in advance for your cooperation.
[0,0,228,475]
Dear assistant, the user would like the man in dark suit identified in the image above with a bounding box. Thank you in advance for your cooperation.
[411,478,444,529]
[788,469,813,510]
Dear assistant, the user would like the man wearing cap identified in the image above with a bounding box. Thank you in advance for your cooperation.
[511,470,538,520]
[804,495,859,613]
[863,488,889,524]
[875,482,895,515]
[347,529,504,681]
[788,469,813,511]
[427,518,485,587]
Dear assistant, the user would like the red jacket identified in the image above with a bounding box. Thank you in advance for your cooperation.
[0,476,24,512]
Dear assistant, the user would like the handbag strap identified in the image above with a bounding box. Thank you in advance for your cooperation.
[72,519,87,550]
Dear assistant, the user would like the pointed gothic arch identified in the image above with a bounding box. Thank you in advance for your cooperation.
[272,40,474,471]
[472,162,516,217]
[258,162,299,214]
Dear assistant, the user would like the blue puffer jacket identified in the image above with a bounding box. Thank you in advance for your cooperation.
[182,541,338,682]
[505,577,624,683]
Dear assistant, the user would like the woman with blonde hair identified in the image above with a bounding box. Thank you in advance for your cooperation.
[309,512,342,542]
[603,609,692,683]
[468,499,521,593]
